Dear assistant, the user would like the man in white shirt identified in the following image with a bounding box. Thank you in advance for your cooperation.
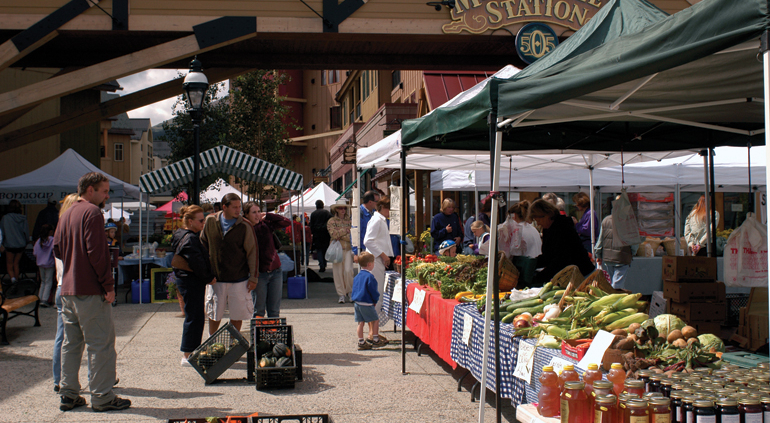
[363,196,393,314]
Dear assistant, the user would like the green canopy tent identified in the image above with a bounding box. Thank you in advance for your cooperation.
[396,0,769,420]
[137,145,308,301]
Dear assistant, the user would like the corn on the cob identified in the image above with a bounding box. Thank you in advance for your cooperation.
[589,286,609,297]
[596,308,637,325]
[579,293,626,318]
[595,293,642,320]
[538,282,554,299]
[541,324,569,339]
[604,312,649,331]
[537,335,561,349]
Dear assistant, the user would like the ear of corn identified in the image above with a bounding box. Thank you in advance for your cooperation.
[589,286,609,297]
[604,312,649,331]
[595,293,642,320]
[596,308,637,326]
[579,293,626,318]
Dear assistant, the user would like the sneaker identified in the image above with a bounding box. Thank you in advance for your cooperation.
[53,385,59,393]
[346,294,352,303]
[368,333,388,343]
[369,337,388,348]
[60,395,86,411]
[114,377,119,386]
[92,396,131,412]
[40,302,49,308]
[181,357,192,367]
[338,296,345,304]
[357,341,372,350]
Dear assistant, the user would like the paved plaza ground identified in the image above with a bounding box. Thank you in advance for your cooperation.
[0,264,516,423]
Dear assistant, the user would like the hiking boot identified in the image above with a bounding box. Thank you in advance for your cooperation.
[92,396,131,412]
[60,395,86,411]
[357,341,372,350]
[369,337,388,348]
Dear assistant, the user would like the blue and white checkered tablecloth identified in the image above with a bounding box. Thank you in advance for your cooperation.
[450,303,520,402]
[513,337,586,404]
[381,271,413,328]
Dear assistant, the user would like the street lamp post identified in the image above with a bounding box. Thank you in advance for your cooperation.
[183,57,209,206]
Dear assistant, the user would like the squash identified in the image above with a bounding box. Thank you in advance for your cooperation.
[256,341,272,356]
[276,357,293,367]
[259,356,277,368]
[454,291,474,301]
[273,342,292,358]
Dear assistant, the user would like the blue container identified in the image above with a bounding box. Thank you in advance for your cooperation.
[287,276,306,299]
[131,279,151,304]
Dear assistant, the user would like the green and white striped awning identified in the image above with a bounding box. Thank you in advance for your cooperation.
[140,145,303,194]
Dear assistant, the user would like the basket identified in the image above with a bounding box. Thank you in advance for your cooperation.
[250,415,331,423]
[188,323,249,384]
[254,325,296,390]
[497,252,519,292]
[550,265,583,288]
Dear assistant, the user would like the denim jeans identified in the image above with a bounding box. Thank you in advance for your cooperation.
[176,277,206,353]
[603,263,630,290]
[316,244,328,271]
[253,268,282,318]
[53,285,63,386]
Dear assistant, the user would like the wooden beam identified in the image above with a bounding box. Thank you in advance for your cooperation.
[0,68,253,154]
[0,31,58,73]
[0,17,257,118]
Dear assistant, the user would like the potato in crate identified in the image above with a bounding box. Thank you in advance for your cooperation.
[188,323,249,384]
[254,325,297,390]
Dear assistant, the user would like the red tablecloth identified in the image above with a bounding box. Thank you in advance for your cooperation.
[406,284,460,368]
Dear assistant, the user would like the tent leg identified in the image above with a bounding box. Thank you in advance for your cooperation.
[138,193,143,304]
[762,36,770,344]
[300,194,307,299]
[675,183,682,256]
[400,147,408,376]
[700,150,713,257]
[589,167,596,266]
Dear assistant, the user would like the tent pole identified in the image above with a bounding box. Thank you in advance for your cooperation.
[138,192,143,304]
[700,150,712,256]
[748,143,754,213]
[300,192,307,299]
[289,194,297,275]
[479,111,503,423]
[400,147,407,375]
[589,166,596,266]
[762,32,770,352]
[675,182,682,256]
[708,147,717,257]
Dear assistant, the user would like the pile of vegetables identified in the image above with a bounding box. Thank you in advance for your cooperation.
[502,282,649,344]
[257,341,294,368]
[405,254,489,299]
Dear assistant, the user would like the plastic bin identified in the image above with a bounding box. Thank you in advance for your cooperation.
[188,323,249,384]
[287,276,306,299]
[253,325,296,390]
[250,415,330,423]
[131,279,151,304]
[247,318,288,382]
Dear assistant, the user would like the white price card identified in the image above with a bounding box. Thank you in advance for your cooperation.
[408,287,426,314]
[392,281,403,303]
[513,341,536,383]
[577,330,615,370]
[462,312,474,346]
[548,357,573,376]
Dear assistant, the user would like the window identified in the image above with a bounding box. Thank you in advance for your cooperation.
[392,70,401,90]
[362,71,369,100]
[330,106,341,129]
[321,70,340,86]
[321,70,327,86]
[114,143,123,161]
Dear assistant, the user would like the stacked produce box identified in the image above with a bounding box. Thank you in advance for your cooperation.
[662,256,724,334]
[737,287,769,351]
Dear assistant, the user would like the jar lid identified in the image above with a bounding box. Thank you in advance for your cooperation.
[661,379,674,386]
[738,398,761,405]
[596,394,618,405]
[643,392,664,400]
[611,363,623,370]
[672,384,687,390]
[761,397,770,404]
[694,368,712,374]
[628,399,649,409]
[543,365,554,372]
[716,398,738,407]
[758,362,770,369]
[649,374,663,381]
[564,364,575,371]
[624,379,645,388]
[682,395,697,404]
[650,398,671,406]
[637,369,653,377]
[564,381,585,390]
[670,391,684,399]
[588,363,599,370]
[593,380,613,389]
[619,393,641,401]
[693,399,714,407]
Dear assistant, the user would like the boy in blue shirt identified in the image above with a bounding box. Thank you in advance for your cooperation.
[351,252,387,350]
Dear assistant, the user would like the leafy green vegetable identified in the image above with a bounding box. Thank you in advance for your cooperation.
[697,334,725,353]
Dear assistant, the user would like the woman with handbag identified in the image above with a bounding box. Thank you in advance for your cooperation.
[171,205,216,366]
[327,201,354,304]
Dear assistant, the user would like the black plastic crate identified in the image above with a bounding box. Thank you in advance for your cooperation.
[247,318,289,382]
[250,415,330,423]
[254,325,296,390]
[169,417,250,423]
[188,323,249,384]
[726,293,750,327]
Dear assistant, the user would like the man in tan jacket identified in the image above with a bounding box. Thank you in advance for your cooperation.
[200,193,258,335]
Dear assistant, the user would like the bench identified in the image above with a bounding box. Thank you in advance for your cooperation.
[0,279,41,345]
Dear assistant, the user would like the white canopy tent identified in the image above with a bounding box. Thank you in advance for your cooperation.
[200,178,244,204]
[0,148,141,204]
[102,205,133,225]
[277,182,340,217]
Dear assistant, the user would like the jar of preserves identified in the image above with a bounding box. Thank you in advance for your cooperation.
[620,394,642,423]
[649,375,663,393]
[693,400,715,423]
[637,370,653,392]
[737,398,762,423]
[562,381,591,423]
[624,380,646,397]
[627,399,650,423]
[661,380,674,398]
[716,398,739,423]
[595,394,619,423]
[643,393,664,401]
[757,363,769,370]
[650,398,671,423]
[694,368,712,376]
[760,397,770,423]
[670,391,684,423]
[682,396,697,423]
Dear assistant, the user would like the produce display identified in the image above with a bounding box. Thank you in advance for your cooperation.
[403,254,489,299]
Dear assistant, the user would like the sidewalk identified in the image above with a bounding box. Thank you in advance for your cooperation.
[0,263,516,422]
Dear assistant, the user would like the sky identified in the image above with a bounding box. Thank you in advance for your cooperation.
[117,69,229,127]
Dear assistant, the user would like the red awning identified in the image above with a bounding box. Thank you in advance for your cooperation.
[423,71,497,110]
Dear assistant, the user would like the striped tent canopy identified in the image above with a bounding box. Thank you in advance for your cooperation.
[139,145,303,194]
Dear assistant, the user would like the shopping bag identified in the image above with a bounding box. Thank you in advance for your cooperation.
[325,240,344,264]
[724,213,768,287]
[497,217,524,257]
[611,189,643,247]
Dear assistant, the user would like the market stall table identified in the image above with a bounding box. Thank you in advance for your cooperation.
[405,283,459,368]
[381,271,410,328]
[117,256,171,286]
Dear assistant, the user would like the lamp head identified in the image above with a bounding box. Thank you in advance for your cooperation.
[183,57,209,111]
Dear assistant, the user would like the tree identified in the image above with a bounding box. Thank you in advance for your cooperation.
[157,80,229,200]
[228,70,301,202]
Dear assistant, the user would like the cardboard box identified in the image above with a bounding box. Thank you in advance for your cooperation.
[648,291,668,318]
[663,281,725,303]
[662,256,717,282]
[690,321,722,335]
[668,301,726,322]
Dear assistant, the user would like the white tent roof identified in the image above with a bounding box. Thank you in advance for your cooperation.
[200,178,244,204]
[103,205,132,225]
[0,149,141,204]
[277,182,340,216]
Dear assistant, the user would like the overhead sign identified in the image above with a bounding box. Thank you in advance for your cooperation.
[442,0,602,34]
[340,142,357,164]
[516,23,559,64]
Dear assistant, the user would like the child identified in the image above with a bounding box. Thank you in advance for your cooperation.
[350,252,387,350]
[33,223,55,307]
[105,222,119,247]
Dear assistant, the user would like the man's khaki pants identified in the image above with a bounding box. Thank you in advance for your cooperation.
[59,295,117,407]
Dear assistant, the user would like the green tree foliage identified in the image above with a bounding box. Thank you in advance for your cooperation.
[229,70,301,201]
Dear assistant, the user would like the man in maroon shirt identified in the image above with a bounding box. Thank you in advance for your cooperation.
[54,172,131,413]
